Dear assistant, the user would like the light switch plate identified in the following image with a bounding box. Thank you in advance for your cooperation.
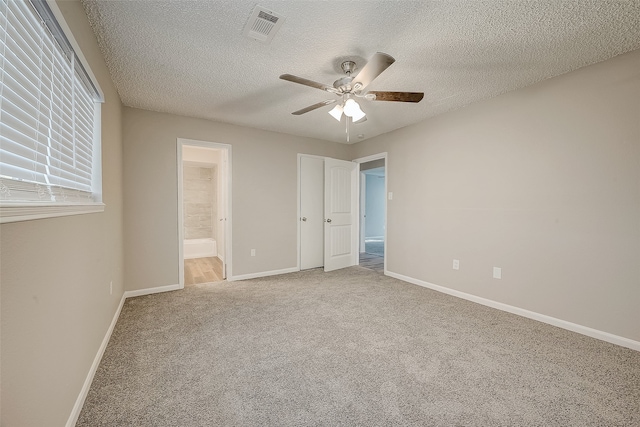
[493,267,502,279]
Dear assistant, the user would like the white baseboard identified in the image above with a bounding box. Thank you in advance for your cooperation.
[231,267,298,281]
[67,283,182,425]
[66,294,126,427]
[124,283,182,298]
[386,271,640,352]
[67,269,637,427]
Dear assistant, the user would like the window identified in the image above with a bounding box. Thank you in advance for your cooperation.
[0,0,103,223]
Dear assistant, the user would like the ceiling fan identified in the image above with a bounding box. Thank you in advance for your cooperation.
[280,52,423,140]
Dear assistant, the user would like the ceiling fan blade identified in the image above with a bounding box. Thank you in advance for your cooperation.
[292,99,337,115]
[368,91,424,103]
[352,52,395,90]
[280,74,339,93]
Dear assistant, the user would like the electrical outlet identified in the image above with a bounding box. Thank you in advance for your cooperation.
[453,259,460,270]
[251,249,256,257]
[110,281,113,295]
[493,267,502,279]
[388,192,393,200]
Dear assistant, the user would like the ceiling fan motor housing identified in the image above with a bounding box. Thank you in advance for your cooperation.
[333,76,354,91]
[279,52,422,127]
[341,60,357,75]
[333,60,358,92]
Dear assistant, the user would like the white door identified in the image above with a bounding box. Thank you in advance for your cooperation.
[300,156,324,269]
[324,158,358,272]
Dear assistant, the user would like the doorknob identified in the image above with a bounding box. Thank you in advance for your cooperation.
[326,218,332,223]
[301,217,307,222]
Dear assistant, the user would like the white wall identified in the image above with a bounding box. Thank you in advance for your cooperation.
[123,108,350,290]
[0,1,125,425]
[349,49,640,343]
[365,173,386,239]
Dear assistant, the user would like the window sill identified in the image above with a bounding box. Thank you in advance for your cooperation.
[0,202,106,224]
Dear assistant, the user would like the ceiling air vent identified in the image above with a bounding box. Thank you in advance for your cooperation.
[243,5,285,43]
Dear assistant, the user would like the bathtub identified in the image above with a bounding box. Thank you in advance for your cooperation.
[184,238,217,259]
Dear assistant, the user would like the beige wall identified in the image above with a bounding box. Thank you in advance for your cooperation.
[0,1,124,426]
[1,4,637,424]
[123,108,349,290]
[349,49,640,342]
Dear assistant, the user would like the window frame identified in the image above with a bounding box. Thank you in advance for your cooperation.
[0,0,105,224]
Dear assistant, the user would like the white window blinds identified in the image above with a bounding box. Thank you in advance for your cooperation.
[0,0,101,204]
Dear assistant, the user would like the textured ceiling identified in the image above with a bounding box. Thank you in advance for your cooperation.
[81,1,640,144]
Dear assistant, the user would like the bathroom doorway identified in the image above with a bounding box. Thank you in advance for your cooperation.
[177,139,232,286]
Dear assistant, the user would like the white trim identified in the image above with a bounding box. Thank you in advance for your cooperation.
[0,202,105,223]
[352,152,388,274]
[66,294,126,427]
[66,280,184,425]
[296,154,301,271]
[177,142,185,288]
[352,152,388,164]
[386,270,640,352]
[231,267,299,281]
[359,172,366,252]
[223,147,232,279]
[123,284,181,299]
[353,162,360,267]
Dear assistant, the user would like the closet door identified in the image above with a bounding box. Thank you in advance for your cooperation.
[300,156,324,270]
[323,158,358,272]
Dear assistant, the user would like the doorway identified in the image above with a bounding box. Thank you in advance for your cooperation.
[355,153,387,274]
[177,139,232,286]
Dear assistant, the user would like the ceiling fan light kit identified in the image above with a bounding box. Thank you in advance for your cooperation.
[328,98,366,122]
[342,98,365,121]
[280,52,424,141]
[328,104,344,121]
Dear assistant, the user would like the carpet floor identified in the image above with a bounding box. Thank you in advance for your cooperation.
[77,267,639,426]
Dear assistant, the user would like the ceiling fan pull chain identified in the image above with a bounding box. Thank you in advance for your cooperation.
[346,116,350,143]
[279,52,423,142]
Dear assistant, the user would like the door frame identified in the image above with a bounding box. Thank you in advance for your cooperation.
[353,152,388,274]
[359,171,366,252]
[177,138,233,286]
